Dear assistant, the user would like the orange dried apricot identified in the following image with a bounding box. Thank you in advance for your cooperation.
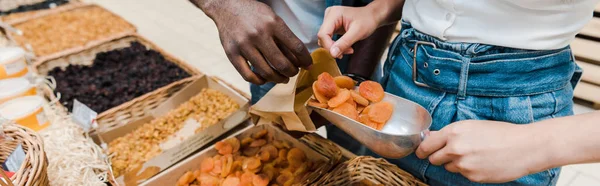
[241,137,254,147]
[211,156,223,175]
[178,171,195,185]
[252,174,270,186]
[222,175,240,186]
[250,139,267,148]
[346,98,357,108]
[358,81,385,102]
[243,147,259,156]
[357,105,365,113]
[332,103,358,120]
[200,158,214,173]
[221,154,234,177]
[225,138,241,153]
[307,99,328,109]
[252,129,269,139]
[198,174,220,186]
[243,157,262,171]
[259,145,278,161]
[193,170,202,178]
[240,172,255,186]
[312,82,329,104]
[316,72,339,98]
[367,101,394,123]
[287,148,306,167]
[216,141,233,155]
[334,75,355,89]
[351,91,369,106]
[327,89,351,108]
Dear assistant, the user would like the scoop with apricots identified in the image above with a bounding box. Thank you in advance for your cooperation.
[307,72,433,159]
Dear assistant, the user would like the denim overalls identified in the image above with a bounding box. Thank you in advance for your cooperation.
[377,21,582,186]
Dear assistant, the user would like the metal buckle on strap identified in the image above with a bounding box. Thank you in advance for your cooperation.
[413,41,436,88]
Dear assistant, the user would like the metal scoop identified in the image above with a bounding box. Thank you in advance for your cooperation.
[308,90,432,159]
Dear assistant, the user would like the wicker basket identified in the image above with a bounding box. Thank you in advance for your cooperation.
[5,3,136,63]
[1,1,84,24]
[0,122,49,186]
[313,156,427,186]
[32,34,203,131]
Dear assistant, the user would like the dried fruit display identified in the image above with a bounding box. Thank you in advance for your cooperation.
[48,41,190,113]
[177,129,322,186]
[311,72,393,130]
[0,0,70,16]
[108,89,239,177]
[11,5,134,56]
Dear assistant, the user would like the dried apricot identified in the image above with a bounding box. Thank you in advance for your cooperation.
[225,138,241,153]
[332,103,358,120]
[357,105,365,113]
[367,101,394,123]
[327,89,351,108]
[243,147,260,156]
[250,139,267,148]
[358,81,385,102]
[252,129,269,139]
[346,98,357,108]
[221,154,234,177]
[216,141,233,155]
[241,137,254,147]
[351,91,369,106]
[276,171,293,185]
[287,148,306,167]
[243,157,262,171]
[259,151,271,162]
[358,113,370,124]
[211,156,223,175]
[240,172,255,186]
[222,176,240,186]
[334,75,355,89]
[278,149,288,160]
[316,72,339,98]
[312,82,329,104]
[252,174,270,186]
[307,99,328,109]
[200,158,214,173]
[259,145,278,160]
[178,171,195,185]
[193,170,202,178]
[198,174,220,186]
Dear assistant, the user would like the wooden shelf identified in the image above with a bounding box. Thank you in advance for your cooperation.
[572,38,600,65]
[574,81,600,109]
[577,61,600,86]
[580,18,600,39]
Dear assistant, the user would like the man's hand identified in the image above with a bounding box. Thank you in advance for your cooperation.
[191,0,312,85]
[416,120,550,183]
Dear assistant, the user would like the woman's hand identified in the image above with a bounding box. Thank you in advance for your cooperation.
[318,0,404,59]
[416,120,550,183]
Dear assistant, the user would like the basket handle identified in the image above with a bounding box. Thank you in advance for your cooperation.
[210,76,251,100]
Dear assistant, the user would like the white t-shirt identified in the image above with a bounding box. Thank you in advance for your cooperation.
[260,0,326,52]
[402,0,600,50]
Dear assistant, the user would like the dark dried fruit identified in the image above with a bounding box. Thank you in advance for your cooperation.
[48,42,190,113]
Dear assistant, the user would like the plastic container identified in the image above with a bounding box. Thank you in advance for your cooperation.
[0,77,36,104]
[0,96,49,131]
[0,47,28,79]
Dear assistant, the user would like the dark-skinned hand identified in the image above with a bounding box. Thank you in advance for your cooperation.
[193,0,313,84]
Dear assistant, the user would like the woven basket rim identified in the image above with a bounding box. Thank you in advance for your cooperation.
[0,123,49,186]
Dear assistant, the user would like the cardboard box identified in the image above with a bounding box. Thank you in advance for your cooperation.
[96,75,250,185]
[143,123,331,186]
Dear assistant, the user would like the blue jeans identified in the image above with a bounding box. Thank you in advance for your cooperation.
[377,22,582,186]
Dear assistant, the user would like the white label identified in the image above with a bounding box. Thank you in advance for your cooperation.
[72,99,98,133]
[3,144,25,172]
[3,60,26,75]
[36,111,47,126]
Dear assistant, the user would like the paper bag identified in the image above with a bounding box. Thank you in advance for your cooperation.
[249,48,342,132]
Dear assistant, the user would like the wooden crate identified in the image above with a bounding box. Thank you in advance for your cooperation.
[572,7,600,109]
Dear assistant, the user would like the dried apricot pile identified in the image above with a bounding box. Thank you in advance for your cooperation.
[309,72,393,130]
[177,129,322,186]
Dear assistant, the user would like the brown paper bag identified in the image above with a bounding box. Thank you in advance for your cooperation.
[249,48,342,132]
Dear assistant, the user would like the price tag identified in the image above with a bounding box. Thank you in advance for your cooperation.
[2,144,25,172]
[72,99,98,133]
